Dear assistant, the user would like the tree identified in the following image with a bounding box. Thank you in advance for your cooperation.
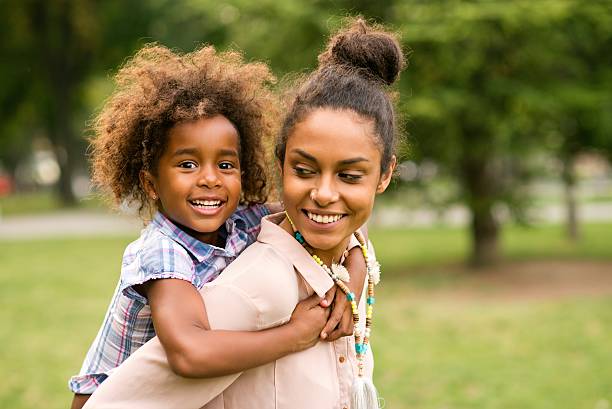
[393,0,598,265]
[0,0,228,204]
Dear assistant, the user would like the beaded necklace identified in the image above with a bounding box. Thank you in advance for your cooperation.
[285,212,380,379]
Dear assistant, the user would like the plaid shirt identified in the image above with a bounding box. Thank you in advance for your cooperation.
[69,204,269,394]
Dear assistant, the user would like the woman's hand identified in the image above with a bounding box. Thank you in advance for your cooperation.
[286,293,331,352]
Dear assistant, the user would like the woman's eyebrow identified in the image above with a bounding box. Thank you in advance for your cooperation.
[292,149,368,165]
[339,157,369,165]
[292,148,317,162]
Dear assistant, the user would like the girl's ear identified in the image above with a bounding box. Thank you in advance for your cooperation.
[376,155,397,194]
[140,170,158,201]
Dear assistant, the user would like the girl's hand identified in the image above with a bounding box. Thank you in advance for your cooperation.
[287,293,331,352]
[319,286,354,341]
[319,245,368,341]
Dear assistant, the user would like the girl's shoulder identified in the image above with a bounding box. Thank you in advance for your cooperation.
[232,203,270,224]
[119,226,196,293]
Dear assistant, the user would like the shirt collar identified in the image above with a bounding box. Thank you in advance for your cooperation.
[257,212,335,298]
[151,211,248,262]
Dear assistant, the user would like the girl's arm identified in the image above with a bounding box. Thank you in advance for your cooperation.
[140,278,328,378]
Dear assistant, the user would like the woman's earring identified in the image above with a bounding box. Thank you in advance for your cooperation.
[151,193,158,201]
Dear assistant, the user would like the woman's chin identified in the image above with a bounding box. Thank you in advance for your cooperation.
[303,233,349,255]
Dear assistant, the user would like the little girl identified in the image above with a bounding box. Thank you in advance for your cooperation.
[69,44,366,408]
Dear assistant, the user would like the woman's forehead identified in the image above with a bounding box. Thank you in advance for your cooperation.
[287,108,380,159]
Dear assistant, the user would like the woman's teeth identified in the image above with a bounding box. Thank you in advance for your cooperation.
[306,211,343,224]
[191,199,222,208]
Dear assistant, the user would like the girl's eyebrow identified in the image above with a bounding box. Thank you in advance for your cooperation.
[218,148,239,157]
[172,147,198,157]
[172,148,238,157]
[292,148,369,165]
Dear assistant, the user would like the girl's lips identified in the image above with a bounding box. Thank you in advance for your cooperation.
[189,201,225,216]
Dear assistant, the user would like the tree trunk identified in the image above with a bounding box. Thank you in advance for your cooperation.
[469,201,500,266]
[562,156,579,241]
[462,156,501,267]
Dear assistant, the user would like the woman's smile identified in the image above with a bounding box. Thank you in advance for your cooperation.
[281,108,393,262]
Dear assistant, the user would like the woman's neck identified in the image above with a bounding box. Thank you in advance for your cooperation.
[280,216,350,266]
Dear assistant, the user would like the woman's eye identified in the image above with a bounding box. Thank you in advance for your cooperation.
[219,162,235,170]
[294,166,315,176]
[339,172,362,182]
[178,161,197,169]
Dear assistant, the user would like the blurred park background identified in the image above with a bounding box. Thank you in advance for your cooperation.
[1,0,611,408]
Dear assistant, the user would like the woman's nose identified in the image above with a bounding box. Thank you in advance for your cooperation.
[311,176,339,206]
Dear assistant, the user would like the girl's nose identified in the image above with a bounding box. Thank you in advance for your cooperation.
[197,167,221,188]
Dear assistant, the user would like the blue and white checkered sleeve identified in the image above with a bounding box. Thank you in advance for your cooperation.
[234,203,270,241]
[119,234,196,296]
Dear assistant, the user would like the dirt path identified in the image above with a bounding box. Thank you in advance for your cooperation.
[409,260,612,303]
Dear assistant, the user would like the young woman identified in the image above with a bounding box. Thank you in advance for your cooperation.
[83,18,404,409]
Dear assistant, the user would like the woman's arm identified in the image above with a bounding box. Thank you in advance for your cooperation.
[141,278,329,378]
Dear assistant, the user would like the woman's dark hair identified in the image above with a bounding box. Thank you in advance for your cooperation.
[91,44,277,217]
[275,18,405,173]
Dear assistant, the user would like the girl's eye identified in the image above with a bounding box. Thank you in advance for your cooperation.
[339,172,362,182]
[294,166,315,177]
[178,161,198,169]
[219,162,236,170]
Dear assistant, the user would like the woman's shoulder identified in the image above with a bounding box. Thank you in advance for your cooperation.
[204,241,300,329]
[213,241,293,284]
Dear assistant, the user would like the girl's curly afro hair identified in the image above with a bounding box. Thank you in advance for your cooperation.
[90,44,277,217]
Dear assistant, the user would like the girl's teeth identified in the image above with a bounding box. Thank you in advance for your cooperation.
[191,200,221,207]
[306,212,342,224]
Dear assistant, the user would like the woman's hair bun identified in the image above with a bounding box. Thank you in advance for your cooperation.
[318,18,405,86]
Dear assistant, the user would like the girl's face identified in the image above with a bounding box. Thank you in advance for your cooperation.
[281,108,395,262]
[142,115,242,245]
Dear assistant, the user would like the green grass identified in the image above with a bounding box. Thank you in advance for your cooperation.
[375,281,612,409]
[1,227,611,409]
[0,191,105,217]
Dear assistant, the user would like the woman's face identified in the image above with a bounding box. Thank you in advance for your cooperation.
[281,108,394,260]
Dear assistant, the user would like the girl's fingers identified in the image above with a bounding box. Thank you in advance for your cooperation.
[320,291,347,340]
[327,307,353,341]
[320,286,336,308]
[299,293,326,310]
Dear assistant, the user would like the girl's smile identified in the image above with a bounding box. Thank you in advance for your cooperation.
[142,115,242,245]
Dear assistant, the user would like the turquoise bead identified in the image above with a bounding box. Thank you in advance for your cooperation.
[367,296,375,305]
[346,292,355,301]
[294,231,305,244]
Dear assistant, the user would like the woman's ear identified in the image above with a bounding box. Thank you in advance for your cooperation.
[140,170,158,201]
[376,155,397,194]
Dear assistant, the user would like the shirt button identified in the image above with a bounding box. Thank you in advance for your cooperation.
[339,356,346,363]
